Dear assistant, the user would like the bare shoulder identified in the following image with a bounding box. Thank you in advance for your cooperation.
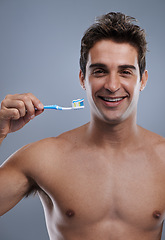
[139,126,165,157]
[140,126,165,143]
[0,125,88,199]
[2,123,88,174]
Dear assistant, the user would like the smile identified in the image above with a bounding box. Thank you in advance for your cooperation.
[98,95,128,108]
[99,96,126,102]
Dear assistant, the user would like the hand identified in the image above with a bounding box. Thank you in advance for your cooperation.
[0,93,44,140]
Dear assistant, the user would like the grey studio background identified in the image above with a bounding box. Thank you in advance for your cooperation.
[0,0,165,239]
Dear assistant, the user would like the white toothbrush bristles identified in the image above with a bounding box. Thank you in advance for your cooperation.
[72,98,84,109]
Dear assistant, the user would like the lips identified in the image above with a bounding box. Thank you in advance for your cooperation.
[98,95,128,107]
[100,97,125,102]
[99,96,127,102]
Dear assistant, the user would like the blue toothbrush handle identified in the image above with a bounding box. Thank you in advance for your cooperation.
[44,105,62,110]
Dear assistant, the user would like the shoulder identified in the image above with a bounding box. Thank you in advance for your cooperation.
[2,137,58,174]
[139,126,165,158]
[4,123,88,172]
[140,127,165,143]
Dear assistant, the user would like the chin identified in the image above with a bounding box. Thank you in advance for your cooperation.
[93,111,124,125]
[96,109,133,126]
[90,99,136,125]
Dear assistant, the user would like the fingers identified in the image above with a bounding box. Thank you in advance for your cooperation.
[1,93,44,120]
[0,108,21,121]
[2,99,26,118]
[0,93,44,137]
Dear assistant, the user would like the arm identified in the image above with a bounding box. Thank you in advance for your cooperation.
[0,154,32,215]
[0,93,44,215]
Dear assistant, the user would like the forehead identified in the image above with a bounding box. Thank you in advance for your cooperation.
[87,39,139,68]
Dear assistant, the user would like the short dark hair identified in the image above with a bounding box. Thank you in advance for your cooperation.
[80,12,147,79]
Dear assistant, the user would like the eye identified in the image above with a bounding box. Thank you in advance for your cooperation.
[120,70,132,77]
[123,70,131,74]
[92,69,106,77]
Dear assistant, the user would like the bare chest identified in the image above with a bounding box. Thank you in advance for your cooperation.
[38,151,165,232]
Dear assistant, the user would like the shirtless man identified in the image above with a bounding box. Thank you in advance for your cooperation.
[0,12,165,240]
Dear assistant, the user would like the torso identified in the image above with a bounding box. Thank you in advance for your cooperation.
[23,124,165,240]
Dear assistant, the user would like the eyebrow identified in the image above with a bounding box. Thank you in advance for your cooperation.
[89,63,108,70]
[89,63,136,71]
[118,65,136,71]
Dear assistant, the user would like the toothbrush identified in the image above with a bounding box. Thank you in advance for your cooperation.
[43,98,84,110]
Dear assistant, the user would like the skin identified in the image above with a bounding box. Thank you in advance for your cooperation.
[0,40,165,240]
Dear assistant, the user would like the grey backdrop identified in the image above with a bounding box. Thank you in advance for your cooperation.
[0,0,165,239]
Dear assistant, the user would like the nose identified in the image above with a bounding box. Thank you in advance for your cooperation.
[104,73,121,93]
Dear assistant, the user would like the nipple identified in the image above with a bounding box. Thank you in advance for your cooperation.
[153,210,161,219]
[65,209,75,218]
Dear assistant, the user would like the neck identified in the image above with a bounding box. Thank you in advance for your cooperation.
[87,114,139,149]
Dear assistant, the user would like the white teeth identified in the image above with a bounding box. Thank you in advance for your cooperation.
[102,97,124,102]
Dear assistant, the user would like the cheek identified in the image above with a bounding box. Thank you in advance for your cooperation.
[84,80,93,101]
[133,81,141,95]
[123,79,140,96]
[85,79,99,94]
[85,80,101,107]
[130,83,141,105]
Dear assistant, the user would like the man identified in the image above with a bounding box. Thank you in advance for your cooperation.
[0,12,165,240]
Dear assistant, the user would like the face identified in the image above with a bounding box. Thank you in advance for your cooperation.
[79,39,148,125]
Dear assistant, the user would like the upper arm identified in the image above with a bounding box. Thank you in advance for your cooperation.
[0,146,35,216]
[0,137,62,216]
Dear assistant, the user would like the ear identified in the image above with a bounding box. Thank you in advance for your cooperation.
[140,70,148,91]
[79,70,86,90]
